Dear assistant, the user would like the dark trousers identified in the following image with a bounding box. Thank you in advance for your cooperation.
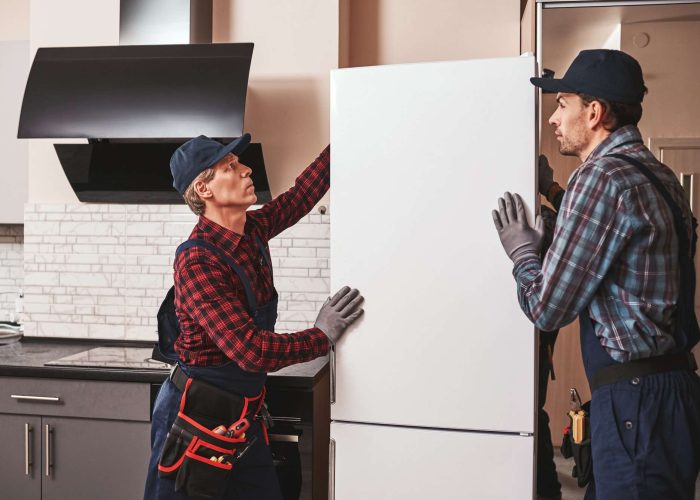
[143,379,283,500]
[537,331,562,497]
[585,369,700,500]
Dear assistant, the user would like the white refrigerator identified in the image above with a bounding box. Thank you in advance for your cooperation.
[329,55,538,499]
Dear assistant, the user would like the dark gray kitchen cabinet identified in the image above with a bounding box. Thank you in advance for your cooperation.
[0,414,42,500]
[0,377,152,500]
[42,417,150,500]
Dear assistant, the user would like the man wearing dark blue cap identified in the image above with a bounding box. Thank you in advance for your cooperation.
[144,135,364,500]
[492,49,700,499]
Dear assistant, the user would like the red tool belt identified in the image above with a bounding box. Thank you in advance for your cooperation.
[157,365,267,499]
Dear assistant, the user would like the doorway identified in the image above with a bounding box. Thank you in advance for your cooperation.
[536,0,700,484]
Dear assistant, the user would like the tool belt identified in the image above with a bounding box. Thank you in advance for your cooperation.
[157,365,268,499]
[590,351,697,392]
[561,400,592,488]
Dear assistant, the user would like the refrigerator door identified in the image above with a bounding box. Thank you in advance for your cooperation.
[330,56,537,434]
[330,421,534,500]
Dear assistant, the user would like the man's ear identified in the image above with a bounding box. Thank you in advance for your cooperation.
[193,179,212,200]
[588,100,607,130]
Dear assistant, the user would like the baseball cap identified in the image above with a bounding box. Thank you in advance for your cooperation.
[170,133,251,194]
[530,49,646,104]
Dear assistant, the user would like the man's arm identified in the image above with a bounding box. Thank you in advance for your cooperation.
[253,145,330,240]
[539,155,565,212]
[512,165,633,331]
[177,256,330,372]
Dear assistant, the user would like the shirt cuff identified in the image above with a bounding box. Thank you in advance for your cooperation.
[309,327,331,356]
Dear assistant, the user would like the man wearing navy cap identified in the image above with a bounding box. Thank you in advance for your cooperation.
[144,136,364,499]
[493,49,700,498]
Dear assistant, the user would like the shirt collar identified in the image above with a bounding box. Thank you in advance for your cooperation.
[587,124,644,161]
[196,215,243,252]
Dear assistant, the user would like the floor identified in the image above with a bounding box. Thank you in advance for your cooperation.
[552,451,700,500]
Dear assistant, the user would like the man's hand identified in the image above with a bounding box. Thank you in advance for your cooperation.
[314,286,364,346]
[492,192,544,264]
[538,155,554,196]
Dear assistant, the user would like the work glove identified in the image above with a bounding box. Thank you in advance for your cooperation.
[314,286,364,346]
[492,192,544,265]
[538,154,554,196]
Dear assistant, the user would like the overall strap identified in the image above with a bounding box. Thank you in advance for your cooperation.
[255,234,273,271]
[607,153,700,350]
[176,238,258,311]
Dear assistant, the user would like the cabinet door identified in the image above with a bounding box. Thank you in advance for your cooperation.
[42,417,151,500]
[0,414,41,500]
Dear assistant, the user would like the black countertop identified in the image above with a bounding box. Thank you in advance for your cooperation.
[0,337,328,389]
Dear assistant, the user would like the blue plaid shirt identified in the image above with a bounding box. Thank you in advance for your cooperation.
[514,125,694,362]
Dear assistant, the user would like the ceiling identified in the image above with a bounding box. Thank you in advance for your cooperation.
[544,2,700,36]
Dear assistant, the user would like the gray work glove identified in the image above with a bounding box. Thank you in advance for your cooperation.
[314,286,364,346]
[538,154,554,196]
[492,192,544,264]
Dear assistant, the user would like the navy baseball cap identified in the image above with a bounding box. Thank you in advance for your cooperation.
[530,49,646,104]
[170,133,251,194]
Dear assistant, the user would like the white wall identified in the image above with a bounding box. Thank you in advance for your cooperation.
[27,0,120,204]
[213,0,340,208]
[347,0,520,66]
[0,0,29,40]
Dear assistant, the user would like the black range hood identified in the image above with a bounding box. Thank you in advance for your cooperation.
[18,43,271,204]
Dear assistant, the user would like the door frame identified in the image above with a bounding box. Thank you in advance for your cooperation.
[649,137,700,211]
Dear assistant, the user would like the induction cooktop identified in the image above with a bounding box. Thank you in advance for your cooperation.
[45,347,171,370]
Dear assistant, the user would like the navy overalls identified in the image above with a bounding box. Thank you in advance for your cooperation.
[580,154,700,500]
[144,236,283,500]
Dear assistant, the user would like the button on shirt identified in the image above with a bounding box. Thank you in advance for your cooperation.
[174,146,331,371]
[514,126,694,362]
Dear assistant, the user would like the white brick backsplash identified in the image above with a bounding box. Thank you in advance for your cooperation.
[288,247,316,257]
[274,277,330,293]
[275,268,309,278]
[278,223,329,239]
[279,258,326,269]
[60,272,110,288]
[291,238,330,248]
[22,205,330,340]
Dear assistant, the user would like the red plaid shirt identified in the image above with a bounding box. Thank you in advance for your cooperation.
[173,146,331,371]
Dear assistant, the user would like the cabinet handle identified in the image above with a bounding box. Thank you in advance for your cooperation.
[268,434,299,443]
[11,394,61,403]
[329,437,336,500]
[330,345,336,404]
[25,423,33,476]
[45,424,53,478]
[269,416,302,424]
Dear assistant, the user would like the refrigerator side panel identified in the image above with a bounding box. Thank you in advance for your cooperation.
[330,421,534,500]
[330,56,537,434]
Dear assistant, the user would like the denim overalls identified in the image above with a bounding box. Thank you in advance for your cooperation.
[580,155,700,500]
[144,236,283,500]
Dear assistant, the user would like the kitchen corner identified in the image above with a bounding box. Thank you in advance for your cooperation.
[0,336,330,500]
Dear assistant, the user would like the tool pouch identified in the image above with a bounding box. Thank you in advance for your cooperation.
[560,401,593,488]
[158,377,260,499]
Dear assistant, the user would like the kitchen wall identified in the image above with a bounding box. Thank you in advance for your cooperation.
[0,0,28,319]
[12,0,520,339]
[22,204,329,339]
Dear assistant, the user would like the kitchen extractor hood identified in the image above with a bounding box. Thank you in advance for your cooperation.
[17,43,272,204]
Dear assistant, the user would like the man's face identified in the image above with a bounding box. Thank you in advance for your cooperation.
[548,93,591,158]
[206,153,257,208]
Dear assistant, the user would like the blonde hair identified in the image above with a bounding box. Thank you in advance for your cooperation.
[183,167,216,215]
